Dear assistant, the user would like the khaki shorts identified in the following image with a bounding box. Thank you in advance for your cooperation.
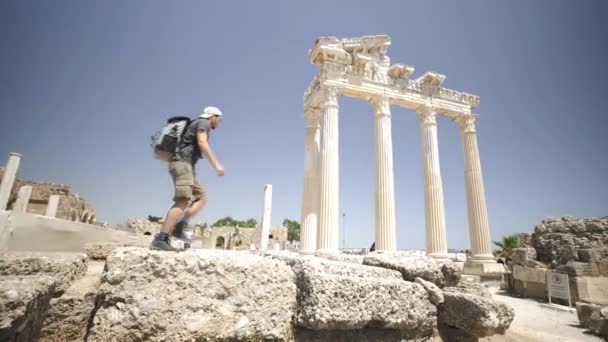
[169,161,205,202]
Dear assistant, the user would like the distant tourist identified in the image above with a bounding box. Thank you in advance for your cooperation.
[151,107,225,251]
[369,242,376,252]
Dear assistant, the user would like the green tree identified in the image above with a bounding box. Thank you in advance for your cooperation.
[492,234,520,257]
[211,216,257,228]
[282,218,301,242]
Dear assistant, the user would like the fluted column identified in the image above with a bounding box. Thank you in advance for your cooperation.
[260,184,273,250]
[418,107,449,259]
[300,110,321,254]
[317,87,340,253]
[371,96,396,251]
[456,114,494,262]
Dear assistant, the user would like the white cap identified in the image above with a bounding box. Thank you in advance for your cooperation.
[200,106,223,119]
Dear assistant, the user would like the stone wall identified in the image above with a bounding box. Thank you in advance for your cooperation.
[532,216,608,265]
[195,224,291,250]
[0,167,96,223]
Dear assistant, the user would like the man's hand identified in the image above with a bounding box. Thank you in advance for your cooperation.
[216,164,225,177]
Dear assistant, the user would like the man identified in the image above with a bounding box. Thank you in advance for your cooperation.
[151,106,224,251]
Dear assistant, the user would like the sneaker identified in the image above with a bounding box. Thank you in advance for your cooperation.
[172,220,193,250]
[150,233,176,251]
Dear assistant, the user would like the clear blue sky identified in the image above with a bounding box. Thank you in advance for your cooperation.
[1,1,607,250]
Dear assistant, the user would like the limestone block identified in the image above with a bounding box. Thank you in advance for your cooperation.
[557,261,599,277]
[438,286,514,337]
[512,264,547,284]
[363,251,459,287]
[579,276,608,305]
[0,276,57,342]
[576,302,608,338]
[88,248,297,341]
[577,302,602,328]
[0,252,88,293]
[462,262,506,277]
[511,247,537,266]
[40,262,104,341]
[525,259,547,268]
[296,327,432,342]
[294,257,436,337]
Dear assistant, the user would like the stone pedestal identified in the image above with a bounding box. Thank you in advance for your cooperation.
[13,186,32,213]
[456,116,494,263]
[300,113,320,254]
[418,107,448,259]
[463,262,506,283]
[372,96,396,251]
[45,195,60,218]
[317,87,340,253]
[260,184,272,251]
[0,152,22,211]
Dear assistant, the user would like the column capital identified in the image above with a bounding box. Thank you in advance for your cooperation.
[321,86,339,108]
[417,106,437,126]
[455,114,479,134]
[369,95,391,118]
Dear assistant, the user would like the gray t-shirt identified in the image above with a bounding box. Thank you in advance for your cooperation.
[173,118,211,165]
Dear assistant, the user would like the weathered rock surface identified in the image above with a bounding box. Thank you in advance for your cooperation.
[126,217,162,235]
[0,252,88,293]
[315,252,364,264]
[88,248,297,341]
[532,216,608,264]
[438,284,514,337]
[415,277,444,306]
[40,261,104,342]
[363,252,460,287]
[511,247,537,266]
[0,276,57,342]
[84,238,152,260]
[296,327,433,342]
[293,257,436,337]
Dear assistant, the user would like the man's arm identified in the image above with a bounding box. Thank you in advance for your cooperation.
[197,130,224,176]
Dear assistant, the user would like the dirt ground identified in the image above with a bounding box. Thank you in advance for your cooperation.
[482,289,604,342]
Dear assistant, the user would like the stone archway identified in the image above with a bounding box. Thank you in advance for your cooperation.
[215,236,225,249]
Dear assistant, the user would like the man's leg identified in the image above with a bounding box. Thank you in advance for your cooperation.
[161,200,189,234]
[183,180,207,220]
[151,162,194,251]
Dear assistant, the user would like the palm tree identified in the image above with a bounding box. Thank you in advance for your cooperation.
[492,234,520,258]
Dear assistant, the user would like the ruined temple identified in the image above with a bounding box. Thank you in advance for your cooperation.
[0,166,96,223]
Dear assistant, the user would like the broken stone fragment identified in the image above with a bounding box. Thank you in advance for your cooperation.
[0,252,88,294]
[39,261,104,342]
[415,277,444,306]
[438,285,514,337]
[363,251,456,287]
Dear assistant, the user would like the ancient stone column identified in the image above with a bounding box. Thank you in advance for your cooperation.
[317,87,340,253]
[371,96,397,251]
[13,186,32,213]
[45,195,60,217]
[300,110,321,254]
[0,152,22,211]
[259,184,273,250]
[456,114,494,262]
[418,107,449,259]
